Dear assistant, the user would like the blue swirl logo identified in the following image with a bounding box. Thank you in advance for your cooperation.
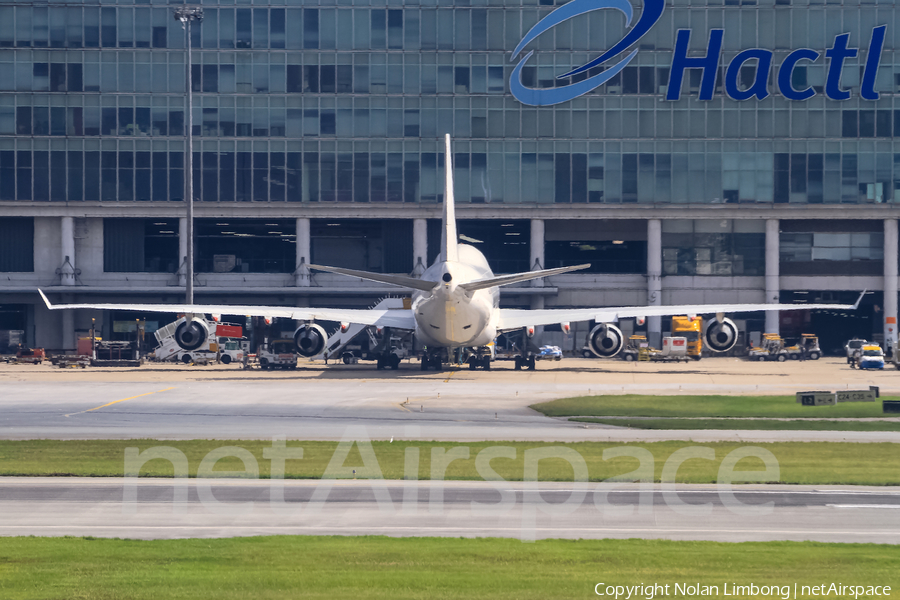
[510,0,665,106]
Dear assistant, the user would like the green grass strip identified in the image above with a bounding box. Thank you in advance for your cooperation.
[0,536,897,600]
[532,394,898,418]
[570,418,900,431]
[1,440,898,485]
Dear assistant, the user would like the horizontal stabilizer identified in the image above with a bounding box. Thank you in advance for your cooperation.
[460,263,590,292]
[309,264,437,292]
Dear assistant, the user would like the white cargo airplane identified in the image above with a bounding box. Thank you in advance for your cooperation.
[39,135,863,371]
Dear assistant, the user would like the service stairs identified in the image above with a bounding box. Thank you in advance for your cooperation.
[315,297,406,360]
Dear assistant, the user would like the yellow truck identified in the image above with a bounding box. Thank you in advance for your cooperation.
[671,316,703,360]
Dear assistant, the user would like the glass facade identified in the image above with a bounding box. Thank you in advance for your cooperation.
[2,1,900,205]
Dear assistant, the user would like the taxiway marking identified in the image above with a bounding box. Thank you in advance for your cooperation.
[66,387,175,417]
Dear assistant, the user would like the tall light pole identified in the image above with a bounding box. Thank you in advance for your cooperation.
[173,7,202,305]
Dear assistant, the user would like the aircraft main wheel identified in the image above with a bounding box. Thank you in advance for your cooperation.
[468,361,476,370]
[435,361,443,372]
[514,357,522,370]
[220,354,231,365]
[181,354,192,364]
[527,357,536,371]
[482,357,491,371]
[390,354,400,370]
[777,354,787,362]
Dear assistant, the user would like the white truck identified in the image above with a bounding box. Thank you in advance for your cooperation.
[257,339,298,370]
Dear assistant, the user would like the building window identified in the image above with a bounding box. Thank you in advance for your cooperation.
[0,217,34,272]
[663,219,764,276]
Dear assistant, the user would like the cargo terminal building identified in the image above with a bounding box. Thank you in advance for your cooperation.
[0,0,898,356]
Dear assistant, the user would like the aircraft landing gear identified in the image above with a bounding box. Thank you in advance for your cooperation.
[420,353,444,371]
[514,355,536,371]
[377,353,402,370]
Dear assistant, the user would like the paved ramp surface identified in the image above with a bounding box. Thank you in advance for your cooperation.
[1,478,897,543]
[1,359,898,442]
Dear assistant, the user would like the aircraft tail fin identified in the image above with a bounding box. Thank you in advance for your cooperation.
[308,264,437,292]
[460,264,590,292]
[440,134,459,263]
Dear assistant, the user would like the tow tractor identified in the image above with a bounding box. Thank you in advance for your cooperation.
[748,334,789,362]
[621,335,648,361]
[257,339,297,370]
[785,334,822,360]
[620,335,689,362]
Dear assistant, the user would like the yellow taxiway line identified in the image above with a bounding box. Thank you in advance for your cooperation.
[66,387,175,417]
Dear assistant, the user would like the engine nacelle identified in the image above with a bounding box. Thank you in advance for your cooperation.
[704,317,738,353]
[587,323,624,358]
[174,318,210,351]
[293,323,327,357]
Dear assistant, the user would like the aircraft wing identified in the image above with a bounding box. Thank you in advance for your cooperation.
[497,293,865,331]
[38,290,416,330]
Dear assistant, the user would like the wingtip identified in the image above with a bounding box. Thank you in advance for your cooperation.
[853,289,867,310]
[37,288,52,309]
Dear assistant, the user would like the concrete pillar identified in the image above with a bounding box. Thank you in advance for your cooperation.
[295,217,311,287]
[884,219,898,349]
[765,219,780,334]
[413,218,427,276]
[178,217,188,286]
[61,299,75,351]
[647,219,662,348]
[60,216,75,285]
[530,219,545,290]
[60,217,76,351]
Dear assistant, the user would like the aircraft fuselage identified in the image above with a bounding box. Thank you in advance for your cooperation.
[411,244,499,348]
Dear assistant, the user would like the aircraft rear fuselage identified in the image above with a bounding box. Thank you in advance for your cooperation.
[412,244,499,348]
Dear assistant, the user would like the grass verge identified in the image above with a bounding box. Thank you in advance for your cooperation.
[1,439,898,485]
[532,394,897,418]
[0,536,897,600]
[570,418,900,431]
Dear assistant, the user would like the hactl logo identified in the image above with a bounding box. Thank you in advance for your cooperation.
[509,0,886,106]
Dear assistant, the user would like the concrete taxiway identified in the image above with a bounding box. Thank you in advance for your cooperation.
[1,358,899,442]
[1,477,896,543]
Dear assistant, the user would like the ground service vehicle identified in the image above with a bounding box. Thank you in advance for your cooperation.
[748,334,789,361]
[8,346,44,364]
[621,335,648,361]
[536,345,562,361]
[671,316,703,359]
[786,334,822,360]
[845,339,868,364]
[257,339,297,370]
[857,345,885,370]
[649,337,690,362]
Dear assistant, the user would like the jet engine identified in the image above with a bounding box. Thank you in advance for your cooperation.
[293,323,327,357]
[587,323,624,358]
[704,317,738,353]
[174,318,210,351]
